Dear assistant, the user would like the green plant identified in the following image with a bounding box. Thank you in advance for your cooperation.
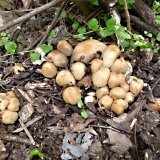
[153,1,160,26]
[30,44,53,62]
[77,99,89,119]
[89,0,99,6]
[29,149,44,159]
[0,32,17,54]
[118,0,135,9]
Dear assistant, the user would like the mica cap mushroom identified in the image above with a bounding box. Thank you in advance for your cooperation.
[71,39,106,64]
[57,40,73,56]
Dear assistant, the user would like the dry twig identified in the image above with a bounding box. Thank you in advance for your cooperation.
[122,0,131,31]
[0,0,63,32]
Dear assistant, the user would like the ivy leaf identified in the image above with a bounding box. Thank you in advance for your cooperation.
[0,32,7,37]
[5,41,17,54]
[156,32,160,41]
[30,51,41,62]
[115,27,131,39]
[81,108,89,119]
[89,0,99,6]
[106,18,116,31]
[39,44,53,53]
[88,18,99,31]
[77,27,86,34]
[120,40,130,48]
[72,21,79,30]
[47,30,56,40]
[99,28,114,37]
[29,149,44,159]
[77,99,83,108]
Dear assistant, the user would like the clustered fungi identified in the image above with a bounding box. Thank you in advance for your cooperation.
[0,91,20,124]
[41,39,144,115]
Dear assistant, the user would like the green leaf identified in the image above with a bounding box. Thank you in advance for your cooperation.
[77,99,83,108]
[68,14,74,21]
[121,40,130,48]
[106,18,116,31]
[0,32,7,37]
[89,0,99,6]
[47,30,56,40]
[29,149,44,159]
[115,27,131,39]
[156,32,160,41]
[88,18,99,31]
[81,108,89,119]
[99,28,114,37]
[72,21,79,30]
[5,41,17,54]
[30,51,41,62]
[39,44,53,53]
[77,27,86,34]
[118,0,135,9]
[74,34,86,39]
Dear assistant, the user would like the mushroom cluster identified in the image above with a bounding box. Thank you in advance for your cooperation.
[0,91,20,124]
[41,39,144,115]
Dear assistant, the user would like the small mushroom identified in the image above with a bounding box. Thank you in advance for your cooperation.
[121,82,129,92]
[62,86,81,105]
[6,91,16,98]
[56,70,75,86]
[110,57,128,74]
[92,67,110,88]
[108,72,125,88]
[57,40,73,56]
[96,86,109,99]
[129,78,144,96]
[71,39,106,63]
[47,50,68,67]
[148,98,160,112]
[70,62,86,80]
[109,87,126,99]
[7,98,20,111]
[1,110,18,124]
[102,45,120,68]
[41,62,57,78]
[0,98,10,111]
[111,99,128,115]
[124,92,135,103]
[99,95,113,110]
[90,59,103,73]
[0,93,6,101]
[12,64,25,74]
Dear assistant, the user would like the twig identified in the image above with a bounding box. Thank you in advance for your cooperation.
[38,0,67,45]
[13,116,42,133]
[0,134,31,145]
[0,0,63,32]
[122,0,131,31]
[19,119,36,145]
[12,0,33,41]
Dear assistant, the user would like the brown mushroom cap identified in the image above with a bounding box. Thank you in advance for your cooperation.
[6,91,16,98]
[1,110,18,124]
[47,50,68,67]
[108,72,125,88]
[102,45,121,68]
[7,98,20,111]
[62,86,81,105]
[56,70,76,86]
[70,62,86,80]
[57,40,73,56]
[92,67,110,88]
[124,92,135,103]
[110,57,128,74]
[148,98,160,112]
[90,59,103,73]
[129,78,144,96]
[99,95,113,109]
[111,99,128,115]
[121,82,130,92]
[12,64,25,74]
[96,86,109,99]
[41,62,57,78]
[71,39,106,64]
[109,87,126,99]
[0,98,10,111]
